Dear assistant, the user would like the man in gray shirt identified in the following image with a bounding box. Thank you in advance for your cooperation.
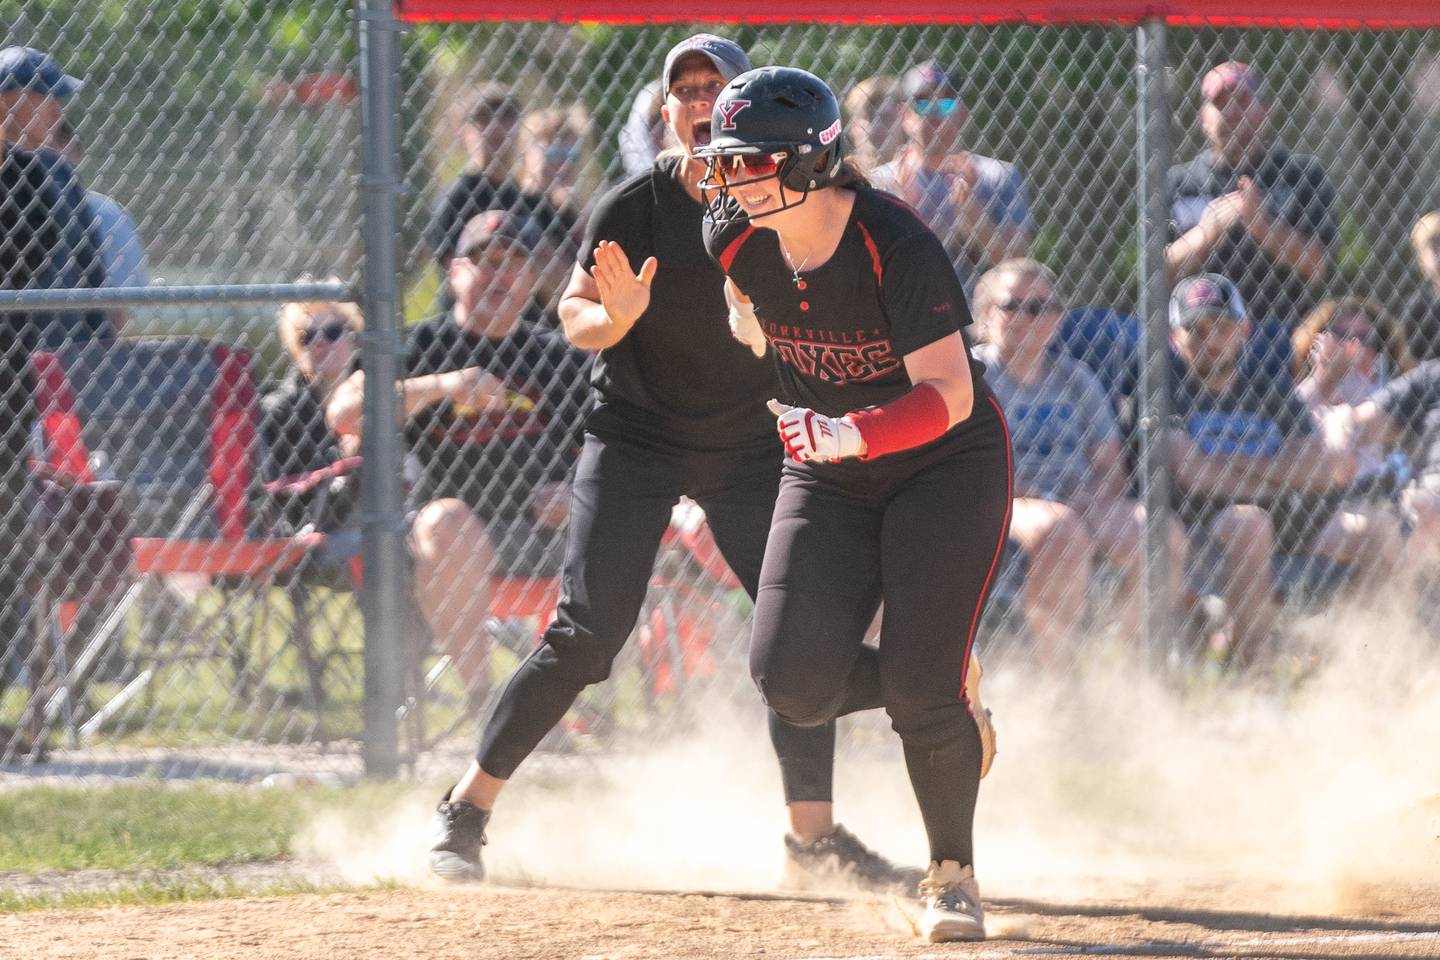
[974,260,1183,665]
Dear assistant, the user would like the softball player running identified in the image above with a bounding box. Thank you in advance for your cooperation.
[426,36,914,894]
[698,66,1012,941]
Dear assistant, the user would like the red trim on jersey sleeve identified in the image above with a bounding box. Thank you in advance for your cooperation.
[717,225,756,274]
[873,191,925,222]
[847,381,950,460]
[856,221,883,286]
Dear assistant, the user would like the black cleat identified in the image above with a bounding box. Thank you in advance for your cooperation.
[427,788,490,883]
[783,824,924,895]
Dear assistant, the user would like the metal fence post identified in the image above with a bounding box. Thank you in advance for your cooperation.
[1135,19,1174,662]
[356,0,406,778]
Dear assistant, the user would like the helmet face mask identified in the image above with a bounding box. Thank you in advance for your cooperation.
[697,148,813,223]
[694,66,844,224]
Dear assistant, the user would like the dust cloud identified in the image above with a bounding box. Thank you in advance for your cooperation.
[300,596,1440,915]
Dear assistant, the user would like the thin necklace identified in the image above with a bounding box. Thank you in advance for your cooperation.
[777,236,811,291]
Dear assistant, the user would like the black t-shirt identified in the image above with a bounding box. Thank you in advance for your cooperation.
[258,373,353,528]
[1373,358,1440,478]
[1166,146,1336,325]
[703,187,990,465]
[424,171,564,267]
[259,373,343,481]
[579,155,779,450]
[402,315,590,520]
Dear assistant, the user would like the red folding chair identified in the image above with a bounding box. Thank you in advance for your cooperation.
[16,336,334,758]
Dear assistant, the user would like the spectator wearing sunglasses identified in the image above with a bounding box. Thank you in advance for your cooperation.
[974,261,1183,664]
[869,58,1034,302]
[328,212,591,700]
[262,296,503,697]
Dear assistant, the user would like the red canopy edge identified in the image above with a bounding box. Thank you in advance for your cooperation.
[393,0,1440,28]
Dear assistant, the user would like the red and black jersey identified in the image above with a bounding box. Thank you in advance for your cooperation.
[703,187,990,426]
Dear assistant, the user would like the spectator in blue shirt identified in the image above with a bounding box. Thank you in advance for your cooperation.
[975,260,1183,663]
[0,45,110,344]
[870,58,1033,302]
[1166,275,1376,666]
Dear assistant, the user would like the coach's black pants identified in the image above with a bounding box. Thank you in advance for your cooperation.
[478,428,881,801]
[750,400,1012,867]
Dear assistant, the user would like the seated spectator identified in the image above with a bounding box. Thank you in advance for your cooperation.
[1165,61,1336,326]
[974,260,1184,664]
[261,297,497,693]
[1164,275,1393,668]
[328,212,589,695]
[870,57,1033,301]
[1338,358,1440,558]
[842,74,905,171]
[424,85,562,269]
[0,45,109,346]
[1293,297,1414,473]
[1402,211,1440,363]
[0,115,109,706]
[519,105,595,311]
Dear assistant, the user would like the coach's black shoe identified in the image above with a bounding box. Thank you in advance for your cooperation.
[427,788,489,883]
[783,824,924,895]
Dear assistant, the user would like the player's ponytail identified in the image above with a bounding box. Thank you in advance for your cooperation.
[829,157,871,190]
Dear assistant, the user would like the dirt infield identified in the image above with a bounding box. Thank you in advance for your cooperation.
[8,877,1440,960]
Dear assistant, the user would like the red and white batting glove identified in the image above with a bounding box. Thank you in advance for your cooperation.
[767,400,866,463]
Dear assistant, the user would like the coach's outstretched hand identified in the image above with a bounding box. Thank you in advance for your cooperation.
[592,240,658,331]
[767,399,866,463]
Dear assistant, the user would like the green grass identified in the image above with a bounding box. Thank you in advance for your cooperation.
[0,782,409,875]
[0,877,385,914]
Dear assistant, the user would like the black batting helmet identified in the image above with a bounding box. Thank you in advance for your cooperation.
[694,66,845,222]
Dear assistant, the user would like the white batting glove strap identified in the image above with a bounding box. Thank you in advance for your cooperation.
[767,399,865,463]
[724,278,767,358]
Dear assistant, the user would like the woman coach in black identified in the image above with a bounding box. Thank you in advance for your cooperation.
[698,67,1013,942]
[426,35,910,892]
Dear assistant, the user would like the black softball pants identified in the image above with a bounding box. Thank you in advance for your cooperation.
[750,404,1012,867]
[477,428,881,801]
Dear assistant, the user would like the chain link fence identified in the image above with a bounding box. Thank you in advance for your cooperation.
[2,3,1439,782]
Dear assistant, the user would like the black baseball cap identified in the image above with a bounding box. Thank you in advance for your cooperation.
[0,46,82,98]
[455,210,537,259]
[901,58,960,100]
[661,34,751,93]
[1170,274,1246,329]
